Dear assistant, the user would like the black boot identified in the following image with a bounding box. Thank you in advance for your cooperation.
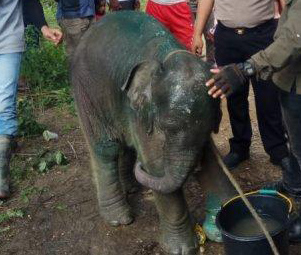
[264,156,301,196]
[289,197,301,243]
[0,136,13,199]
[264,156,301,242]
[223,151,249,170]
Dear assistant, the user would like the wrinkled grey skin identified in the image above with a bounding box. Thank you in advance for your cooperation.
[71,12,233,255]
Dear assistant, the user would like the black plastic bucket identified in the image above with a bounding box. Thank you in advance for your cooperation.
[216,194,290,255]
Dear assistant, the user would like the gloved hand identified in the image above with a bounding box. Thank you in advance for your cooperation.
[206,60,256,98]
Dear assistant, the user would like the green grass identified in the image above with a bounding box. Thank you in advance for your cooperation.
[0,209,24,224]
[20,3,71,136]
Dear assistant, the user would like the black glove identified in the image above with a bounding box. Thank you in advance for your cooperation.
[212,60,256,97]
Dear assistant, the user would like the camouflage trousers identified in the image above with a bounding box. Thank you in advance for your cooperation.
[58,17,94,59]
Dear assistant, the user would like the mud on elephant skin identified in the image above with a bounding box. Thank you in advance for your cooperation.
[71,11,231,255]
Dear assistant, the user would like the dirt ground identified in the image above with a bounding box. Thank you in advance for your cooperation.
[0,92,301,255]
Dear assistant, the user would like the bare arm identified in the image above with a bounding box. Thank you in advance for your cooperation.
[278,0,286,11]
[275,0,285,15]
[23,0,63,45]
[192,0,215,55]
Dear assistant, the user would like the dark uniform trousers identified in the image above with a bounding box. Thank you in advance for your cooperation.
[214,19,288,163]
[280,86,301,173]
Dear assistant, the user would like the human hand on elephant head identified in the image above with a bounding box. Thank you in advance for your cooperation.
[206,60,256,99]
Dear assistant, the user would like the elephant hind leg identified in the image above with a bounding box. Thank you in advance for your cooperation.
[154,190,199,255]
[118,146,140,194]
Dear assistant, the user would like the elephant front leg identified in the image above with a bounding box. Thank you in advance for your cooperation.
[154,190,199,255]
[92,140,133,226]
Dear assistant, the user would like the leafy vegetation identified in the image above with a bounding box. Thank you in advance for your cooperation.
[35,150,68,173]
[0,209,24,224]
[55,202,68,211]
[21,27,70,110]
[17,98,46,137]
[20,186,49,204]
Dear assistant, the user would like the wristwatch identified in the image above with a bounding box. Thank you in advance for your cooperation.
[237,60,256,77]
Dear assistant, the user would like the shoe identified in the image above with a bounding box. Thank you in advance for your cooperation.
[263,157,301,196]
[0,136,13,199]
[288,197,301,243]
[223,152,249,170]
[289,215,301,243]
[263,156,301,243]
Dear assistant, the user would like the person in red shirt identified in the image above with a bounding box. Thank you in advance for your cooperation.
[95,0,106,21]
[146,0,194,51]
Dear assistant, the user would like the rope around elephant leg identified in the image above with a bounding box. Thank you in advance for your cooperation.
[210,137,280,255]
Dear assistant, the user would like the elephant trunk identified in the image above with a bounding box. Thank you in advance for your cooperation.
[134,151,195,194]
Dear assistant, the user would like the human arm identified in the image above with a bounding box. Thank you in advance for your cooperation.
[109,0,122,10]
[192,0,215,56]
[205,0,301,98]
[251,0,301,80]
[23,0,63,45]
[276,0,286,14]
[134,0,140,10]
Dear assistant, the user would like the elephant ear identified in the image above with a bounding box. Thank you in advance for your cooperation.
[121,60,162,134]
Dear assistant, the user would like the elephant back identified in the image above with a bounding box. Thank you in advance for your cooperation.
[73,11,184,91]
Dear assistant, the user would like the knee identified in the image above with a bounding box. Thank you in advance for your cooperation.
[94,140,120,162]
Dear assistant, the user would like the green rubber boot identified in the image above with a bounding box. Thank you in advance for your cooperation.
[202,193,222,242]
[0,136,13,199]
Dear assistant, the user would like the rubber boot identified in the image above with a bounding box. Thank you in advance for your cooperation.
[264,156,301,242]
[264,156,301,196]
[0,135,13,199]
[202,193,222,242]
[288,197,301,243]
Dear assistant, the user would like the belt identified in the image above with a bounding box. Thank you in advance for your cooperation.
[217,19,276,35]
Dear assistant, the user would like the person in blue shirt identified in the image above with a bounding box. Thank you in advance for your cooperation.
[56,0,96,58]
[0,0,62,199]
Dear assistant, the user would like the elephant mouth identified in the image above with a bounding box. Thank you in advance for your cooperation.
[134,161,187,193]
[134,162,166,191]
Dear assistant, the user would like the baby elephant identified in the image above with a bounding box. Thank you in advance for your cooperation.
[71,11,234,255]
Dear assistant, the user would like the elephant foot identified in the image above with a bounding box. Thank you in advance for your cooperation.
[160,223,199,255]
[100,198,134,227]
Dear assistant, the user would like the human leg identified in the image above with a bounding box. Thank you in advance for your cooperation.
[0,52,22,198]
[214,24,251,168]
[279,88,301,193]
[279,87,301,242]
[58,17,93,58]
[252,78,289,164]
[244,20,288,165]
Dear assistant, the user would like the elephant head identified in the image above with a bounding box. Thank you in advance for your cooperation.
[122,52,221,194]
